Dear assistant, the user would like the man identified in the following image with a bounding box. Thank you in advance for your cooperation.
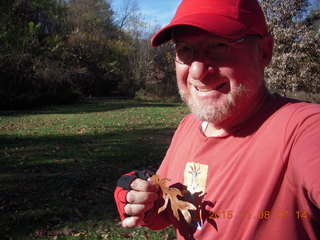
[114,0,320,239]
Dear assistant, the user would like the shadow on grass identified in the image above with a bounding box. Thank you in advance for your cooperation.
[0,98,182,116]
[0,126,176,239]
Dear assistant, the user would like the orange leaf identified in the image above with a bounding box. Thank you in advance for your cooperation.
[150,174,196,223]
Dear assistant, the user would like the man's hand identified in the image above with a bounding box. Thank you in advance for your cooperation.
[122,178,159,227]
[114,170,159,228]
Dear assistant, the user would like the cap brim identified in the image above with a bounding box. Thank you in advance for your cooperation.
[151,13,251,47]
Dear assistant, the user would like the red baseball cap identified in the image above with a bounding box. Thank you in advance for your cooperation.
[151,0,268,47]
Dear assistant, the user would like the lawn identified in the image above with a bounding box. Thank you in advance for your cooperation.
[0,98,189,239]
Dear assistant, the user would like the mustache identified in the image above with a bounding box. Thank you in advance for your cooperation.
[179,84,247,123]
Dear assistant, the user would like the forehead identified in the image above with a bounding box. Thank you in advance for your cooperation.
[172,25,229,42]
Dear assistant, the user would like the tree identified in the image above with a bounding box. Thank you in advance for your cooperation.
[0,0,77,108]
[66,0,115,97]
[115,0,140,31]
[260,0,320,95]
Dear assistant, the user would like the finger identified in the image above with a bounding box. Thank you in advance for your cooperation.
[124,202,154,216]
[126,190,158,204]
[122,215,143,228]
[130,178,159,192]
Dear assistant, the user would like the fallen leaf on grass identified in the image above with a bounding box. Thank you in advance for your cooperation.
[150,175,196,223]
[101,233,109,239]
[72,232,87,237]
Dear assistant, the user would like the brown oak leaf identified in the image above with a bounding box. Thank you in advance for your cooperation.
[150,174,196,223]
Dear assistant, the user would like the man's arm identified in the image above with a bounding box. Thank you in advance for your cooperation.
[286,103,320,209]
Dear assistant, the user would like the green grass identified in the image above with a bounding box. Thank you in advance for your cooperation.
[0,98,188,239]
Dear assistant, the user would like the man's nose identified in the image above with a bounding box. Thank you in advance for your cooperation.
[189,60,216,81]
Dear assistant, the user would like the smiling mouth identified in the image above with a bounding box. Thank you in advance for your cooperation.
[196,83,227,92]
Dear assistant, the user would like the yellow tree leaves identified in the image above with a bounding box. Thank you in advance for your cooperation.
[150,174,196,223]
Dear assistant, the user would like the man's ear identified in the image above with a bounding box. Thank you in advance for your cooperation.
[259,35,273,67]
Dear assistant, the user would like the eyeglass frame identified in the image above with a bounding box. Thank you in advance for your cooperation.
[168,35,261,65]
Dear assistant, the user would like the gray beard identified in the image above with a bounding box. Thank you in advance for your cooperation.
[179,84,248,125]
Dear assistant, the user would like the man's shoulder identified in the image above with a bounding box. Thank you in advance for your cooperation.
[272,97,320,133]
[278,98,320,119]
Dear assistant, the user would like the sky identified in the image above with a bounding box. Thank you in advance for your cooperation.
[110,0,181,28]
[110,0,319,28]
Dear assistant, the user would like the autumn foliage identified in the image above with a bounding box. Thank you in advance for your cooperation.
[260,0,320,95]
[0,0,319,109]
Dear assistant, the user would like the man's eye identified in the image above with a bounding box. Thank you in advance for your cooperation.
[177,45,191,53]
[176,45,192,57]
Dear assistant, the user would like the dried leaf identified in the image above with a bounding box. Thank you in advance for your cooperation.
[150,174,196,223]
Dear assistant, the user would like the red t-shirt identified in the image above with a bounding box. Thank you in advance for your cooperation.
[144,95,320,240]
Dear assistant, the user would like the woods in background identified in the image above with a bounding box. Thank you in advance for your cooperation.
[0,0,319,109]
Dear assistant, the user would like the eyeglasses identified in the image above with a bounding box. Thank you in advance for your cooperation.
[169,35,260,65]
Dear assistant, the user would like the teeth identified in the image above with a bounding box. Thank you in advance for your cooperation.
[198,88,213,92]
[195,83,226,92]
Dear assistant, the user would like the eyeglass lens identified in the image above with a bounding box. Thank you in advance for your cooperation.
[170,41,232,64]
[169,35,260,64]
